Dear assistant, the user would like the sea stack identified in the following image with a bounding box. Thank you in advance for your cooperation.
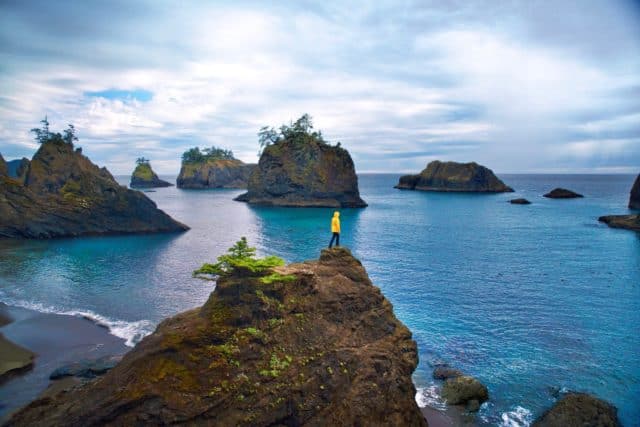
[8,248,425,426]
[130,158,172,188]
[235,115,367,207]
[0,128,188,239]
[395,160,513,193]
[0,153,7,177]
[176,147,255,189]
[629,173,640,209]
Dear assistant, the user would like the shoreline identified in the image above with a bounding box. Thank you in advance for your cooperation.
[0,304,129,421]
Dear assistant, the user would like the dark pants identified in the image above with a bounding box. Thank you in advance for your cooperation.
[329,232,340,248]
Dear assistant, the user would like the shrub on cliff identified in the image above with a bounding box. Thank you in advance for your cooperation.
[182,146,235,164]
[30,116,78,147]
[258,114,338,155]
[194,237,293,282]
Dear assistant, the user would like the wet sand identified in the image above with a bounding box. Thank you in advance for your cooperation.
[0,304,129,421]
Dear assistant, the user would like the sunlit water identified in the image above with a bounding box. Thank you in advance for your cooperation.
[1,174,638,425]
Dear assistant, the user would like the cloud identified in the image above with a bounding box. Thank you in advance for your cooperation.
[0,0,638,174]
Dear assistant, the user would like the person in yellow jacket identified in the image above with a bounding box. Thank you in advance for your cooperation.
[329,211,340,248]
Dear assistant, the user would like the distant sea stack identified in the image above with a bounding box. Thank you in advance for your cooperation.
[176,147,255,189]
[0,121,188,239]
[130,158,172,188]
[235,114,367,207]
[8,247,425,426]
[395,160,513,193]
[6,157,30,181]
[629,173,640,209]
[543,188,583,199]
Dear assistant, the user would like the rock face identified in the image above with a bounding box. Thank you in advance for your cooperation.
[177,159,255,189]
[598,214,640,232]
[395,161,513,193]
[0,153,7,177]
[510,198,531,205]
[236,140,367,207]
[532,393,621,427]
[0,141,188,238]
[8,248,425,426]
[543,188,583,199]
[629,174,640,209]
[130,162,172,188]
[441,375,489,411]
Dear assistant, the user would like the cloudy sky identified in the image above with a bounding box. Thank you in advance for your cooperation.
[1,0,639,174]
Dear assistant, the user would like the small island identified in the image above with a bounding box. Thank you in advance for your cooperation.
[176,147,255,189]
[598,174,640,232]
[235,114,367,207]
[543,188,583,199]
[8,244,424,426]
[0,119,188,239]
[395,160,513,193]
[130,157,172,188]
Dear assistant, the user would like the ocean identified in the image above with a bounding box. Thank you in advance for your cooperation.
[0,173,638,425]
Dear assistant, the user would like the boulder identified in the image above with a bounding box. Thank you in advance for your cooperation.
[598,214,640,232]
[8,248,425,426]
[236,140,367,207]
[629,174,640,209]
[532,393,621,427]
[441,375,489,411]
[0,140,188,238]
[510,198,531,205]
[543,188,583,199]
[130,162,172,188]
[395,161,513,193]
[177,159,255,189]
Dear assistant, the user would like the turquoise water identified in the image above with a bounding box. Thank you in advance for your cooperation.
[0,174,638,425]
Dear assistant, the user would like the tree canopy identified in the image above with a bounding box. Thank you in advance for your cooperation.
[136,157,150,166]
[258,114,336,155]
[31,117,78,147]
[182,146,235,164]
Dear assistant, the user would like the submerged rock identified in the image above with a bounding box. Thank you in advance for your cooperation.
[532,393,621,427]
[543,188,583,199]
[236,139,366,207]
[130,161,172,188]
[0,140,188,238]
[441,375,489,411]
[598,214,640,232]
[629,173,640,209]
[50,355,123,380]
[510,198,531,205]
[433,365,463,380]
[177,158,255,189]
[395,161,513,193]
[8,248,424,426]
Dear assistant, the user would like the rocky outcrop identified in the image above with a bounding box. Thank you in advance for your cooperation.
[8,248,424,426]
[510,198,531,205]
[177,159,255,189]
[598,214,640,232]
[0,140,188,238]
[0,333,35,383]
[532,393,621,427]
[441,375,489,412]
[395,161,513,193]
[543,188,583,199]
[130,162,172,188]
[236,140,367,207]
[0,154,7,177]
[629,174,640,209]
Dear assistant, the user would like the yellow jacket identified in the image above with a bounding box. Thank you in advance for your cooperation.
[331,212,340,233]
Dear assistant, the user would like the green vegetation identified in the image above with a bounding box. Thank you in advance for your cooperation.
[133,161,154,180]
[136,157,150,166]
[181,146,235,164]
[193,237,289,279]
[258,113,341,155]
[259,353,293,378]
[31,116,78,146]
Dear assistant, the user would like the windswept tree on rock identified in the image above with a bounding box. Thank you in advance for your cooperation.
[182,146,235,164]
[136,157,150,166]
[257,114,329,155]
[31,117,79,148]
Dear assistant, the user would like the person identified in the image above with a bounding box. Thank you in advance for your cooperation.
[328,211,340,248]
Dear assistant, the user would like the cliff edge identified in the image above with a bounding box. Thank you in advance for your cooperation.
[7,248,425,426]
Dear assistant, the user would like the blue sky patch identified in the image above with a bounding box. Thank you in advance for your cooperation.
[85,89,153,102]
